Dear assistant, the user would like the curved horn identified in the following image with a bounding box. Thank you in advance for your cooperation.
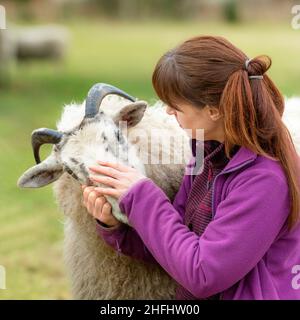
[31,128,63,164]
[85,83,136,118]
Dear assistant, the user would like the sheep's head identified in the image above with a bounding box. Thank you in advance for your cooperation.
[17,83,147,189]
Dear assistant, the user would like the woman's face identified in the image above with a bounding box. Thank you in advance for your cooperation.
[166,102,225,142]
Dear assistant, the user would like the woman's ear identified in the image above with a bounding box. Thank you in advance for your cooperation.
[208,106,222,121]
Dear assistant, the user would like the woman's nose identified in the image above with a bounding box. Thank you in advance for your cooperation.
[166,105,176,115]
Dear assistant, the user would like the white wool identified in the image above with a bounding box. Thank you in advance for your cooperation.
[56,101,85,132]
[56,96,179,133]
[283,97,300,153]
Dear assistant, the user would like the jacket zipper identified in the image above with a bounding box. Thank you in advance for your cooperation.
[207,162,213,190]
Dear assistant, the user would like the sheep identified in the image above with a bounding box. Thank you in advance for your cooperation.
[18,83,191,299]
[0,25,68,86]
[15,25,69,60]
[0,29,16,85]
[283,96,300,154]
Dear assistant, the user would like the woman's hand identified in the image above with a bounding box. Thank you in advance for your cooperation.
[81,185,121,227]
[88,160,147,200]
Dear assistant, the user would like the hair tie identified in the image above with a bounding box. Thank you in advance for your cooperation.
[244,58,263,80]
[245,58,252,70]
[249,75,264,80]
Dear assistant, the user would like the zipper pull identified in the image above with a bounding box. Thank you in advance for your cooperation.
[116,240,122,256]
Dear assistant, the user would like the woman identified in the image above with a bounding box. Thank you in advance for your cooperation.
[82,35,300,299]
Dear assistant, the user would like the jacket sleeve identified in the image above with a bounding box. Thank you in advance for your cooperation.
[96,174,191,264]
[96,220,157,264]
[118,169,290,299]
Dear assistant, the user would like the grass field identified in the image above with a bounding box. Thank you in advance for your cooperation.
[0,19,300,299]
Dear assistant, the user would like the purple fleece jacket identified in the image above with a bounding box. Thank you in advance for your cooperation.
[97,146,300,300]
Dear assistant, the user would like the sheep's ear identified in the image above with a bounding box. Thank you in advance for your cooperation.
[113,101,147,128]
[17,157,63,188]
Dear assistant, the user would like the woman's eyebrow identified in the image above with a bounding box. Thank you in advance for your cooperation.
[175,106,184,112]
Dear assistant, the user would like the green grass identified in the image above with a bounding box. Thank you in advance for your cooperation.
[0,19,299,299]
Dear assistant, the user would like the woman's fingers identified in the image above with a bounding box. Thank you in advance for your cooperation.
[96,160,132,172]
[99,202,114,225]
[102,202,112,216]
[81,185,120,227]
[94,186,120,199]
[83,186,95,206]
[89,165,121,179]
[92,195,118,226]
[87,191,98,214]
[89,174,121,188]
[93,196,106,219]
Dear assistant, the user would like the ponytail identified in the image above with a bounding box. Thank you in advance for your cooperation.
[220,55,300,230]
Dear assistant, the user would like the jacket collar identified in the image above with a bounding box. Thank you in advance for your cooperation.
[190,138,258,174]
[223,146,257,173]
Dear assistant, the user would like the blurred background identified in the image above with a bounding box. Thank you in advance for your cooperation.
[0,0,299,299]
